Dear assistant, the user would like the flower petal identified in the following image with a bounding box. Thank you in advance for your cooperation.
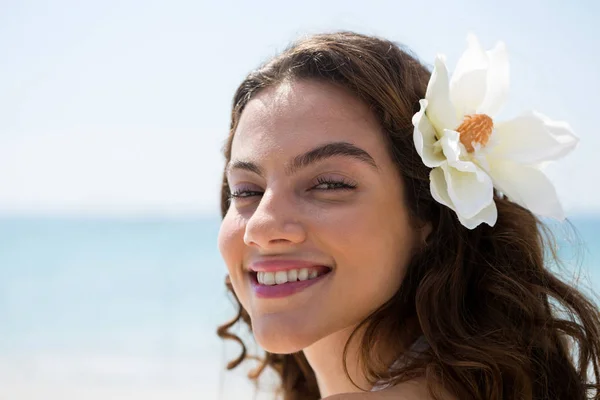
[439,129,491,175]
[493,111,579,164]
[458,201,498,229]
[477,41,509,116]
[413,99,446,167]
[488,159,565,219]
[441,162,495,220]
[430,166,497,229]
[430,166,456,211]
[425,56,458,133]
[449,34,488,116]
[439,129,463,162]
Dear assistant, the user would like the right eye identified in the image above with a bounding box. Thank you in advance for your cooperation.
[229,188,263,200]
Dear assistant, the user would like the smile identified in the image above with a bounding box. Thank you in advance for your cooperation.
[256,266,328,285]
[248,263,332,298]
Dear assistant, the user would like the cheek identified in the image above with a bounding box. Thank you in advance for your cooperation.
[217,213,237,268]
[320,204,414,303]
[217,213,250,307]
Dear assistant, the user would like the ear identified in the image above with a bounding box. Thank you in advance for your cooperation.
[418,221,433,247]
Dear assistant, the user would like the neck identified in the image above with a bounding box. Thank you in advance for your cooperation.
[302,325,372,398]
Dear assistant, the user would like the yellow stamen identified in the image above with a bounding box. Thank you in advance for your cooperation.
[456,114,494,153]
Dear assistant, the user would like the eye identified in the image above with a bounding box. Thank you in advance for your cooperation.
[229,188,263,199]
[228,182,264,204]
[312,177,357,191]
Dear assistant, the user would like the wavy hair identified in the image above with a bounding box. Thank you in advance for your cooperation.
[216,31,600,399]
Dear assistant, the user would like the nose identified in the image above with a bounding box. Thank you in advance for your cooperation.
[243,189,307,249]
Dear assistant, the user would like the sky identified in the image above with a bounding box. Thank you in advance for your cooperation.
[1,0,598,216]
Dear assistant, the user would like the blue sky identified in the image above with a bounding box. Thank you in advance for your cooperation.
[1,0,598,216]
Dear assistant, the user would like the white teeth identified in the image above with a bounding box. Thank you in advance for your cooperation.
[287,269,298,282]
[256,267,327,286]
[275,271,288,284]
[262,271,275,285]
[298,268,309,281]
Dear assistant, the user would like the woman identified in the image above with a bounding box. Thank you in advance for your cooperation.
[216,31,600,399]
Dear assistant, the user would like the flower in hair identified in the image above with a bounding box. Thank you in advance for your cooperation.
[412,34,578,229]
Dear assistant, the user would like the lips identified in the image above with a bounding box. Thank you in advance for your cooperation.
[255,265,330,285]
[247,259,332,298]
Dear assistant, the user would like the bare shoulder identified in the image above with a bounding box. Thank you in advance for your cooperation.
[322,378,458,400]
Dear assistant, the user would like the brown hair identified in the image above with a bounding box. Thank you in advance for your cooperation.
[216,31,600,399]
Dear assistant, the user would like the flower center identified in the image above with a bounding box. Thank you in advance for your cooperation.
[456,114,494,152]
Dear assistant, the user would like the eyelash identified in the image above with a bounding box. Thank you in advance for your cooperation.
[314,176,357,191]
[229,177,357,200]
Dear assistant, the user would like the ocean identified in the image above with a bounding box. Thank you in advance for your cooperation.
[0,215,598,399]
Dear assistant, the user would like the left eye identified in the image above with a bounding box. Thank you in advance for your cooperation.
[312,178,357,191]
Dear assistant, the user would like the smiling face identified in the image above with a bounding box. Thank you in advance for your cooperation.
[218,79,423,354]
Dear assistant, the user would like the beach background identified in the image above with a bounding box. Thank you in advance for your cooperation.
[0,216,598,400]
[1,0,598,399]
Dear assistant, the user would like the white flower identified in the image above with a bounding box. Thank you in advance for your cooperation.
[412,34,579,229]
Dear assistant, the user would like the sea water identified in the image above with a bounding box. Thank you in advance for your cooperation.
[0,215,598,399]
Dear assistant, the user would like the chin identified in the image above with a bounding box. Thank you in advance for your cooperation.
[252,314,322,354]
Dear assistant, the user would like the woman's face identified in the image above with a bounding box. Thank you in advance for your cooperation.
[218,79,424,354]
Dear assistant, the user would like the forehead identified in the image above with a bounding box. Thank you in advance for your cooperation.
[231,80,386,160]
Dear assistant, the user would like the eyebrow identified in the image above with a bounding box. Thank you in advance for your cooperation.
[226,141,378,177]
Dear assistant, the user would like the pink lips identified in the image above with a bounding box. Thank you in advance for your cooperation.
[248,259,332,298]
